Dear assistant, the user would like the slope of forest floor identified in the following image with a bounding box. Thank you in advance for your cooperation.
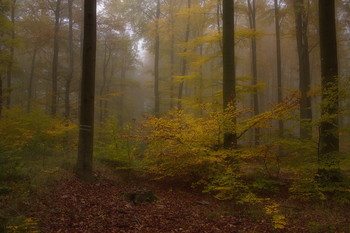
[14,165,346,233]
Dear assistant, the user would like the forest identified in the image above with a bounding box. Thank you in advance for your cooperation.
[0,0,349,232]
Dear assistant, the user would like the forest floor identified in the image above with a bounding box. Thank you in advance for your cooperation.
[23,165,347,233]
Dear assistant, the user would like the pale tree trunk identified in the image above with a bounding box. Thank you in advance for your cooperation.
[51,0,62,116]
[27,47,37,113]
[154,0,160,116]
[274,0,283,136]
[6,0,16,109]
[223,0,237,148]
[169,12,175,110]
[247,0,259,145]
[177,0,191,109]
[99,41,111,123]
[77,0,97,181]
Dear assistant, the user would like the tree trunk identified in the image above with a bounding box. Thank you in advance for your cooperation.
[294,0,312,138]
[77,0,97,181]
[169,13,175,110]
[223,0,237,149]
[154,0,160,116]
[119,68,126,128]
[274,0,283,136]
[177,0,191,110]
[0,75,2,118]
[318,0,340,182]
[51,0,62,116]
[65,0,74,121]
[99,41,111,123]
[247,0,259,145]
[6,0,16,109]
[27,47,37,113]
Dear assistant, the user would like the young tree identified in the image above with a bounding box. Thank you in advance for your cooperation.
[154,0,160,116]
[6,0,16,109]
[76,0,97,180]
[222,0,237,148]
[318,0,340,182]
[65,0,74,120]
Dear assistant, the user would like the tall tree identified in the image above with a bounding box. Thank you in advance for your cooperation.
[6,0,16,109]
[65,0,74,120]
[154,0,160,116]
[318,0,340,181]
[274,0,283,135]
[294,0,312,138]
[222,0,237,148]
[177,0,191,110]
[247,0,259,145]
[51,0,62,116]
[77,0,97,180]
[27,47,37,113]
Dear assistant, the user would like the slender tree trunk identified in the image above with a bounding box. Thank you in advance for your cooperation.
[223,0,237,148]
[27,47,37,113]
[247,0,259,145]
[318,0,340,182]
[6,0,16,109]
[274,0,283,136]
[99,42,111,123]
[119,68,126,128]
[177,0,191,109]
[65,0,74,121]
[169,14,175,110]
[77,0,97,181]
[51,0,62,116]
[294,0,312,138]
[154,0,160,116]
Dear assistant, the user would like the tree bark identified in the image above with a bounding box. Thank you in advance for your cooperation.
[274,0,283,136]
[318,0,340,181]
[99,41,111,123]
[77,0,97,181]
[154,0,160,116]
[65,0,74,121]
[0,75,2,118]
[6,0,16,109]
[51,0,62,116]
[223,0,237,148]
[294,0,312,138]
[177,0,191,110]
[27,47,37,113]
[247,0,259,145]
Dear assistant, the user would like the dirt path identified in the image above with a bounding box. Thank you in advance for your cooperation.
[28,172,279,233]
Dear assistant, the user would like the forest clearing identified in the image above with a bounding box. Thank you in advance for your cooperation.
[1,0,350,232]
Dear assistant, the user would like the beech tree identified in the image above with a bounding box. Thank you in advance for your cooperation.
[318,0,340,183]
[222,0,237,148]
[76,0,97,180]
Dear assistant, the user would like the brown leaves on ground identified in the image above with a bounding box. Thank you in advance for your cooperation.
[28,173,274,233]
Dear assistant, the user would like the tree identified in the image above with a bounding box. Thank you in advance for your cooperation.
[51,0,62,116]
[294,0,312,138]
[222,0,237,148]
[318,0,340,182]
[76,0,97,180]
[154,0,160,116]
[65,0,74,120]
[6,0,16,109]
[274,0,283,136]
[247,0,259,145]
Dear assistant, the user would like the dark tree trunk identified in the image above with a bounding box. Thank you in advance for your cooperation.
[294,0,312,138]
[27,47,37,113]
[247,0,259,145]
[318,0,340,181]
[177,0,191,110]
[0,75,2,118]
[223,0,237,148]
[65,0,74,121]
[77,0,97,181]
[6,0,16,109]
[51,0,62,116]
[274,0,283,136]
[154,0,160,116]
